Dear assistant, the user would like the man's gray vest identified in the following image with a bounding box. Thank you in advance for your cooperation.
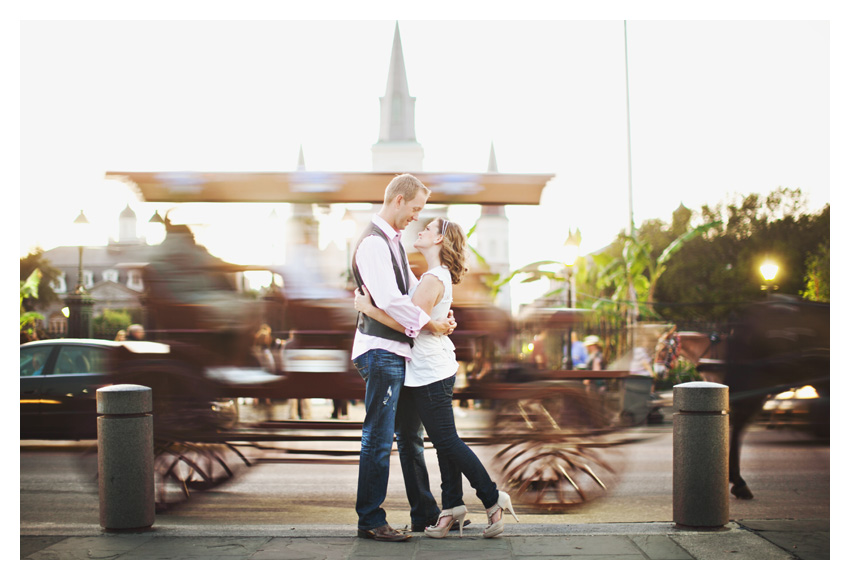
[351,223,414,346]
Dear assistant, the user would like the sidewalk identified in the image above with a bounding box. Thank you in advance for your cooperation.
[21,519,829,560]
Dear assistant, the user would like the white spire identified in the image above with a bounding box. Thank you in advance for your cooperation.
[296,145,306,170]
[378,21,417,142]
[372,21,424,171]
[118,203,139,243]
[487,141,499,172]
[482,142,505,216]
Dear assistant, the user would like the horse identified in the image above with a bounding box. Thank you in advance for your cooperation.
[656,295,829,500]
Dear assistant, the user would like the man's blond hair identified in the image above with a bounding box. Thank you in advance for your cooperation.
[384,173,430,204]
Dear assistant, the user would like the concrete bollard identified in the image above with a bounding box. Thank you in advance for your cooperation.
[97,385,155,531]
[673,381,729,528]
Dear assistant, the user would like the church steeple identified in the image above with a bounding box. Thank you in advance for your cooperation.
[372,21,424,171]
[117,204,139,244]
[379,22,416,142]
[487,140,499,173]
[476,142,511,311]
[481,143,505,217]
[296,145,306,171]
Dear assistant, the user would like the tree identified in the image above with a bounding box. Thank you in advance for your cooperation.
[20,269,44,340]
[20,249,62,311]
[93,309,133,339]
[802,239,829,302]
[654,189,829,324]
[592,221,721,320]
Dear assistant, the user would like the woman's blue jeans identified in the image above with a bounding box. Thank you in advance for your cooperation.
[404,375,499,510]
[353,349,439,531]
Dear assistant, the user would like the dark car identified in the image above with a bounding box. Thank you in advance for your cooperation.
[20,339,238,440]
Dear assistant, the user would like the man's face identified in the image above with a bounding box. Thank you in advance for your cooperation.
[392,189,429,231]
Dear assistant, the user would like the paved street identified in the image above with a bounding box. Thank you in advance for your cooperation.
[21,399,829,529]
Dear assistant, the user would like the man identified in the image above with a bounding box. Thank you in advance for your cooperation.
[571,331,588,368]
[127,324,145,341]
[351,174,456,542]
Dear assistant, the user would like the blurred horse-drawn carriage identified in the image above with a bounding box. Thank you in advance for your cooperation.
[132,217,654,510]
[103,170,829,510]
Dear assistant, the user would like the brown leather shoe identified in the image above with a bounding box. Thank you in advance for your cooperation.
[357,524,412,542]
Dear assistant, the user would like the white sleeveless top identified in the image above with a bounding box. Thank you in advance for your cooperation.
[404,265,458,387]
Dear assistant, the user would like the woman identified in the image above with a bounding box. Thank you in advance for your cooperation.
[584,335,604,371]
[355,217,518,539]
[582,334,606,393]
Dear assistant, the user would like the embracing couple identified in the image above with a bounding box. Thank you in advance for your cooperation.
[351,173,518,542]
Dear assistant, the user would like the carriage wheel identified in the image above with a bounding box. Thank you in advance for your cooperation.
[490,387,629,510]
[153,440,252,511]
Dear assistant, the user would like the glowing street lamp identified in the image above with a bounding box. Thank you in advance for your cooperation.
[760,260,779,296]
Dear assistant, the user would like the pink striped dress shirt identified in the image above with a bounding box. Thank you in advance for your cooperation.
[351,215,430,361]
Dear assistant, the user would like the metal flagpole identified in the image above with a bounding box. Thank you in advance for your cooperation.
[624,20,635,237]
[624,20,638,346]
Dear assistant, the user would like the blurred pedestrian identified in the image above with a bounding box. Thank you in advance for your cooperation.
[331,398,349,420]
[114,329,127,341]
[571,331,588,368]
[253,324,276,372]
[288,398,312,420]
[630,345,653,376]
[583,334,607,394]
[127,324,145,341]
[584,334,604,371]
[531,332,548,368]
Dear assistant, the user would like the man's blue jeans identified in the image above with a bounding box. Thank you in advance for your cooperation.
[353,349,439,530]
[405,375,499,510]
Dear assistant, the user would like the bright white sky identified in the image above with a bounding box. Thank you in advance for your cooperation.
[13,4,845,311]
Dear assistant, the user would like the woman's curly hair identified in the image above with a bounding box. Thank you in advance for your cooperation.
[437,218,468,285]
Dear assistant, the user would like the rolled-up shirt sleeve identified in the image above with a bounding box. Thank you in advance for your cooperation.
[355,236,431,337]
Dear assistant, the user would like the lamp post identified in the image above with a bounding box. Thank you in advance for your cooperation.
[342,210,357,288]
[73,210,89,293]
[760,260,779,296]
[66,210,95,338]
[147,210,166,245]
[562,229,581,369]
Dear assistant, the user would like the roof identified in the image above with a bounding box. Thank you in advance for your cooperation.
[42,244,154,268]
[105,171,554,206]
[20,338,170,354]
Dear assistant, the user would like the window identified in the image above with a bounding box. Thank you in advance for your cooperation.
[53,345,107,375]
[82,270,94,288]
[20,345,54,377]
[127,269,144,291]
[48,316,67,336]
[103,269,119,283]
[51,273,67,294]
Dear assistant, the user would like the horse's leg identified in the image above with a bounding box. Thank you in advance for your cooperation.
[729,414,752,499]
[728,399,761,500]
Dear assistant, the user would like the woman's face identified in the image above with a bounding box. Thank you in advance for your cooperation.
[414,219,441,251]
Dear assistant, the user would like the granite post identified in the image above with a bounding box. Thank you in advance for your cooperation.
[97,385,155,531]
[673,381,729,528]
